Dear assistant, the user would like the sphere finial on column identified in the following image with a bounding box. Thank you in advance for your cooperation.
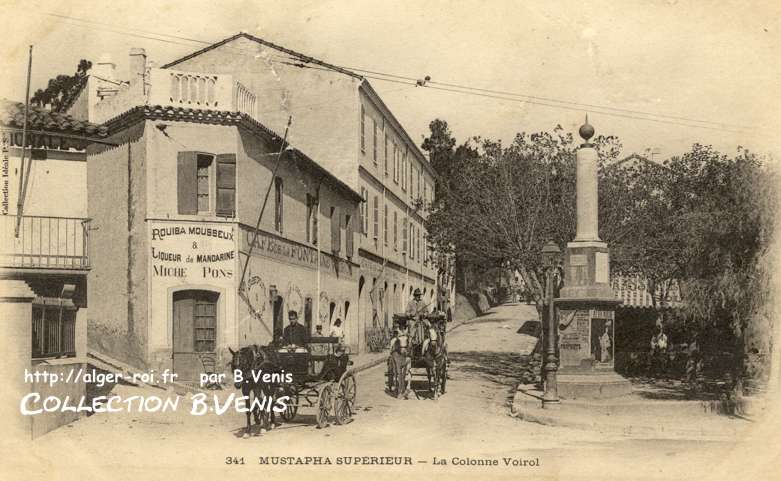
[579,114,595,146]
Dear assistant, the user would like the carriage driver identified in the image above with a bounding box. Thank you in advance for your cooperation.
[406,288,432,346]
[282,310,309,346]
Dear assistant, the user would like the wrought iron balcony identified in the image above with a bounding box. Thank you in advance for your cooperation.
[0,215,90,271]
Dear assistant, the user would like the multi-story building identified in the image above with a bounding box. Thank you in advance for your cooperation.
[1,99,108,437]
[69,49,361,379]
[155,33,440,351]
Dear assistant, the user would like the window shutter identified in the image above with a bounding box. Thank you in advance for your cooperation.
[177,151,198,215]
[331,207,341,254]
[357,192,364,235]
[215,153,236,217]
[346,213,354,258]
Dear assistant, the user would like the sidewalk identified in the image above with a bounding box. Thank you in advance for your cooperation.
[511,381,765,440]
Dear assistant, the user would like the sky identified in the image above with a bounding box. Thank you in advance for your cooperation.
[1,0,780,161]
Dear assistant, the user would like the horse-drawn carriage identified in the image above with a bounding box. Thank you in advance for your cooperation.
[386,312,448,399]
[275,337,357,428]
[230,336,356,436]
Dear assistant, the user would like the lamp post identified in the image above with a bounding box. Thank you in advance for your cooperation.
[541,241,561,406]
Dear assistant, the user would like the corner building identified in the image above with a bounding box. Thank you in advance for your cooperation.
[162,34,440,351]
[82,52,361,380]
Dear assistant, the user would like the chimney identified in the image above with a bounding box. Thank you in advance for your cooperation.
[129,47,147,85]
[93,53,116,81]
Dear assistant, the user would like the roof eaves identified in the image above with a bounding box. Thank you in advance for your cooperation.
[161,32,364,81]
[98,104,362,202]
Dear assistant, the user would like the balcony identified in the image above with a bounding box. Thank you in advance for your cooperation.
[0,215,90,271]
[93,68,257,124]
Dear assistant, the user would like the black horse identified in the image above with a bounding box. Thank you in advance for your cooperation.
[228,345,281,438]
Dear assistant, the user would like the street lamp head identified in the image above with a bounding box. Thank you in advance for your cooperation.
[541,241,561,267]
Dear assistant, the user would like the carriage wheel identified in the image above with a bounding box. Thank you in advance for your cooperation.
[280,384,299,421]
[334,372,356,425]
[315,383,333,429]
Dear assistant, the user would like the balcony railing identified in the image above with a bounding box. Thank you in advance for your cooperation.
[0,215,90,270]
[93,68,260,124]
[149,68,256,116]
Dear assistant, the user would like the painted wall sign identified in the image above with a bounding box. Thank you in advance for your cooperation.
[242,227,353,279]
[149,222,236,281]
[5,130,88,152]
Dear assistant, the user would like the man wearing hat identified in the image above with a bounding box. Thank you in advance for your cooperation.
[405,288,429,318]
[406,288,430,347]
[282,310,309,346]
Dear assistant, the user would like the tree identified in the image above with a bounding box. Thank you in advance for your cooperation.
[31,59,92,111]
[423,121,622,309]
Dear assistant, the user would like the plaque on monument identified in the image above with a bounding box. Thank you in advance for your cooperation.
[595,252,609,283]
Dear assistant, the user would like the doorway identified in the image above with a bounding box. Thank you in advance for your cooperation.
[173,290,219,382]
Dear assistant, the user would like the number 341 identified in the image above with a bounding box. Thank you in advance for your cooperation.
[225,457,245,465]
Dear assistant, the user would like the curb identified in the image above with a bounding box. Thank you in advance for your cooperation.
[510,389,750,439]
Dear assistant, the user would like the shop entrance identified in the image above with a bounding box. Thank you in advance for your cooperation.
[173,289,218,381]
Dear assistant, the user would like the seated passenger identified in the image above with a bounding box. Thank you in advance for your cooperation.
[282,310,309,346]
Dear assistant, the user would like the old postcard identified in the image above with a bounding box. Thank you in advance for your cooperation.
[1,1,779,480]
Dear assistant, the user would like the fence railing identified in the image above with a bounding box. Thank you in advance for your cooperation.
[0,215,90,270]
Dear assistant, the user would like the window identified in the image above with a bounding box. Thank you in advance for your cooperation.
[360,187,368,236]
[417,168,421,200]
[384,134,388,176]
[330,206,341,254]
[32,299,76,358]
[274,177,284,233]
[384,204,388,246]
[345,213,354,258]
[360,105,365,153]
[409,223,414,259]
[372,119,378,164]
[402,217,408,254]
[373,195,379,242]
[194,295,217,352]
[416,224,420,260]
[306,193,317,243]
[177,152,235,216]
[197,155,211,212]
[393,143,399,183]
[402,150,408,191]
[393,211,398,251]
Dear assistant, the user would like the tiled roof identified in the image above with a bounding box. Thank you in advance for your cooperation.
[0,98,108,137]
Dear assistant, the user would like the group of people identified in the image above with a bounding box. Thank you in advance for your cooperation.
[280,310,344,347]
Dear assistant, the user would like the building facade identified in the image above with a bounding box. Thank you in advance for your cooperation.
[79,52,361,380]
[156,33,440,351]
[1,99,108,437]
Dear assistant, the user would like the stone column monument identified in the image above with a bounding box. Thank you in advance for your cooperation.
[554,117,631,399]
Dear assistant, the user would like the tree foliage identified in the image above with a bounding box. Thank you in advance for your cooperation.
[422,119,777,389]
[30,59,92,111]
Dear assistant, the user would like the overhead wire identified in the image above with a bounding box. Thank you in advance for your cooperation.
[38,10,756,135]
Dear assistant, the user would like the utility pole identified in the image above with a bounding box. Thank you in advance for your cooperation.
[14,45,33,238]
